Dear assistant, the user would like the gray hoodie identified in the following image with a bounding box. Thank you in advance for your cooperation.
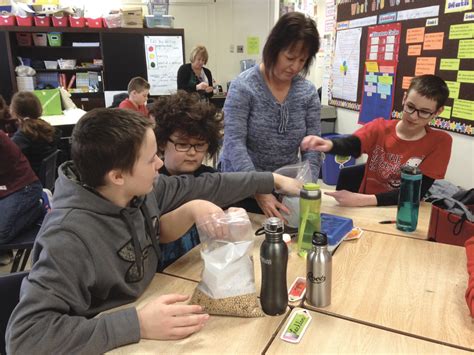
[6,162,274,354]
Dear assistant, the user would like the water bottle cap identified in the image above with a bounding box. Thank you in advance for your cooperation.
[312,232,328,246]
[263,217,284,233]
[401,165,422,175]
[303,183,320,191]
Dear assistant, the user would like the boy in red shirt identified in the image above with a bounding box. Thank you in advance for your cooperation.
[119,77,151,118]
[300,74,452,206]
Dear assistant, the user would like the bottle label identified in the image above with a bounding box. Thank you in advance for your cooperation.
[280,309,312,343]
[288,276,306,302]
[307,272,326,284]
[260,256,272,265]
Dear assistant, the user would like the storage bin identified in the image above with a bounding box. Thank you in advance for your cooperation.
[57,58,76,69]
[145,14,174,28]
[34,15,50,27]
[44,60,58,69]
[321,133,356,185]
[0,14,15,26]
[16,76,36,91]
[47,32,62,47]
[86,17,103,28]
[69,16,85,27]
[16,15,33,26]
[104,13,121,28]
[16,33,32,46]
[32,33,48,47]
[121,8,143,28]
[51,15,68,27]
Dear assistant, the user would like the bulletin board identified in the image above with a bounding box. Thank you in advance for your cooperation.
[329,0,474,136]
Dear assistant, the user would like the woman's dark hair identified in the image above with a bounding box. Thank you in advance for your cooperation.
[150,91,223,158]
[72,108,153,188]
[11,91,55,143]
[263,12,320,78]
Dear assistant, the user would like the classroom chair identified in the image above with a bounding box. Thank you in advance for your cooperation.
[39,149,60,191]
[0,271,28,354]
[0,224,40,273]
[336,163,366,192]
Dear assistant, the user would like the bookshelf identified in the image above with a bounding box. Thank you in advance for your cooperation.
[0,26,185,110]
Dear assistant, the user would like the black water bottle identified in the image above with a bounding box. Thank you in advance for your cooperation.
[260,217,288,315]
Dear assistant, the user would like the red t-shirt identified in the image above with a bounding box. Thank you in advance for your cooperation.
[466,236,474,317]
[119,98,149,117]
[354,118,452,195]
[0,131,39,198]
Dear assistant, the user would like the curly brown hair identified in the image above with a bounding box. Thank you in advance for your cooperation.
[150,90,223,158]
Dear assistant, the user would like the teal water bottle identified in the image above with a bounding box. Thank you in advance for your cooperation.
[396,165,422,232]
[297,183,321,253]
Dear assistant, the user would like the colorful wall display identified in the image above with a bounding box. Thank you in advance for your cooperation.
[330,0,474,137]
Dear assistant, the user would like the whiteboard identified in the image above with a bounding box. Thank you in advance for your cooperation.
[144,36,184,96]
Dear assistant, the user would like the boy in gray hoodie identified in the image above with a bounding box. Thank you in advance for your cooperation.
[6,108,300,354]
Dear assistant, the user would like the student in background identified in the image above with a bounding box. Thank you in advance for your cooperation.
[301,75,452,207]
[0,131,43,265]
[219,12,322,220]
[467,236,474,317]
[0,95,17,136]
[177,45,214,100]
[119,76,151,118]
[150,90,222,269]
[6,108,300,353]
[10,91,60,177]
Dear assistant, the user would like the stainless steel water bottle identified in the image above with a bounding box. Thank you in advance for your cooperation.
[306,232,332,307]
[396,165,422,232]
[260,217,288,315]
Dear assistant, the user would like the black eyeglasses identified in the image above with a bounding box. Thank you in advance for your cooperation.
[403,103,436,119]
[168,138,208,152]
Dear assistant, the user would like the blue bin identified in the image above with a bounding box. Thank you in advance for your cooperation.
[321,133,355,185]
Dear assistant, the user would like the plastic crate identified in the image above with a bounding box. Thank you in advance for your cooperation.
[0,14,15,26]
[321,213,354,253]
[69,16,85,27]
[104,13,121,28]
[47,32,62,47]
[32,33,48,47]
[44,60,58,69]
[34,15,50,27]
[51,15,68,27]
[16,15,33,26]
[16,33,32,46]
[86,17,103,28]
[145,14,174,28]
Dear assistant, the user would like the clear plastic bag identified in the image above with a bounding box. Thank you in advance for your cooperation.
[190,208,264,317]
[274,160,313,228]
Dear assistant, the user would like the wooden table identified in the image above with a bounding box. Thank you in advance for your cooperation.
[107,273,288,354]
[267,308,470,354]
[321,189,431,240]
[303,232,473,351]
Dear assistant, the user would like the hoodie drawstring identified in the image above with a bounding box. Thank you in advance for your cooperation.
[140,203,161,262]
[120,209,144,278]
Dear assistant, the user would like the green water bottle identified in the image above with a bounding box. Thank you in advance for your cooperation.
[396,165,422,232]
[298,183,321,253]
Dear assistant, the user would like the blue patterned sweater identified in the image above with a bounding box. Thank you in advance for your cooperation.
[219,65,322,180]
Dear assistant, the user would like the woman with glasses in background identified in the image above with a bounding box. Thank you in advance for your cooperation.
[300,74,452,207]
[149,90,222,269]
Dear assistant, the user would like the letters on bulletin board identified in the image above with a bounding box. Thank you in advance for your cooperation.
[330,0,474,137]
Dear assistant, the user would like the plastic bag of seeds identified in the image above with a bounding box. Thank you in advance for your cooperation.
[190,208,264,317]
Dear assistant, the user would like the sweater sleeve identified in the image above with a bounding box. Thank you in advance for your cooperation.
[177,64,195,93]
[221,78,257,172]
[375,175,435,206]
[6,231,141,354]
[466,236,474,318]
[300,89,322,181]
[329,135,362,157]
[204,67,214,99]
[154,171,274,214]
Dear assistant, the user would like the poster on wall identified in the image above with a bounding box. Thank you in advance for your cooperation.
[144,36,184,95]
[359,22,401,124]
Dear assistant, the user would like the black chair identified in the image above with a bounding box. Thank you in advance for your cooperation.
[109,92,128,108]
[0,224,40,273]
[39,149,59,191]
[336,163,366,193]
[0,271,28,354]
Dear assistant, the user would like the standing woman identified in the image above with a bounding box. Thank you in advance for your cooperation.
[11,91,60,177]
[219,12,322,220]
[177,45,214,100]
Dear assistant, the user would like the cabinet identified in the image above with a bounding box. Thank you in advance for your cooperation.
[0,26,185,108]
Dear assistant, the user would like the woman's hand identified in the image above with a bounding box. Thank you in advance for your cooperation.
[272,173,303,196]
[255,193,290,222]
[300,135,333,152]
[196,82,208,91]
